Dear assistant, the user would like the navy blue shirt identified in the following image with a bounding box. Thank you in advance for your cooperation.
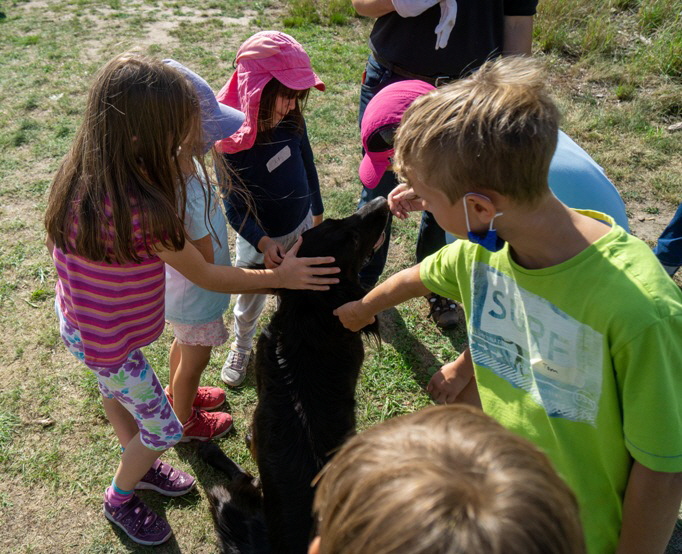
[223,119,323,250]
[369,0,538,78]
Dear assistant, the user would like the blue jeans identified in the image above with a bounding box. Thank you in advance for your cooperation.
[654,204,682,270]
[357,55,446,288]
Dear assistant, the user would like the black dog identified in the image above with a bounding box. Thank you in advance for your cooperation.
[202,197,390,554]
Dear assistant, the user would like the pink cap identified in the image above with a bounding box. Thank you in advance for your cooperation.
[215,31,325,153]
[359,80,435,189]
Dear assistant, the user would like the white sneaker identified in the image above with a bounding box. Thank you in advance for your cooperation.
[221,349,251,387]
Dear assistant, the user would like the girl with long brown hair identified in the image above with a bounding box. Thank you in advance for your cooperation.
[45,53,338,546]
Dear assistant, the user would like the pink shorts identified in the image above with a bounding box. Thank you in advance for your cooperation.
[170,318,229,347]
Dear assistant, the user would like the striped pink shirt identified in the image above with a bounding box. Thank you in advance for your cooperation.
[53,202,165,369]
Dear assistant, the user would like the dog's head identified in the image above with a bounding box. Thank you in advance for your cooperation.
[297,197,390,282]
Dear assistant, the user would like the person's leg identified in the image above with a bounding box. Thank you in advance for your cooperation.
[417,210,462,328]
[232,293,266,353]
[57,306,185,545]
[166,322,232,440]
[416,210,446,263]
[231,234,267,354]
[654,203,682,276]
[93,350,184,483]
[357,173,396,288]
[168,340,212,424]
[108,409,168,490]
[102,395,145,448]
[222,235,265,386]
[356,55,403,288]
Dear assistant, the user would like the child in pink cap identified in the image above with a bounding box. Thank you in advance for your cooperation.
[216,31,326,386]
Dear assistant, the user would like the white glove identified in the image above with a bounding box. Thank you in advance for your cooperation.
[392,0,440,18]
[434,0,458,50]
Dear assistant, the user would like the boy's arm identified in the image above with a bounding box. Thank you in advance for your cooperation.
[617,461,682,554]
[334,264,429,331]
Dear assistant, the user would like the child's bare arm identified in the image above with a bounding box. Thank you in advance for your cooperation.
[158,236,339,293]
[617,461,682,554]
[334,264,430,331]
[257,236,285,269]
[45,235,54,260]
[502,15,534,56]
[191,234,214,264]
[352,0,396,18]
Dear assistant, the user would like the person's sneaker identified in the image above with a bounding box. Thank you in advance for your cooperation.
[164,385,226,411]
[103,493,173,546]
[136,459,196,497]
[426,293,463,329]
[180,408,233,442]
[221,349,251,387]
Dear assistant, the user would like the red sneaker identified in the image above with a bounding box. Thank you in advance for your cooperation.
[165,386,226,411]
[180,409,233,442]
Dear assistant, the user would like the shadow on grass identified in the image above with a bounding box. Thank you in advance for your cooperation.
[377,306,468,390]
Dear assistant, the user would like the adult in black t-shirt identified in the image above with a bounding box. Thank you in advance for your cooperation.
[352,0,537,328]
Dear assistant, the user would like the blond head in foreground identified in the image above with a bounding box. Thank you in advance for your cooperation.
[311,405,585,554]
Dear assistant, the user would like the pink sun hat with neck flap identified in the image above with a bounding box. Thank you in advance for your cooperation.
[359,80,435,189]
[215,31,325,154]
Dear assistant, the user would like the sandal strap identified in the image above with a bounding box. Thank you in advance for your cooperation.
[112,495,157,535]
[154,461,173,480]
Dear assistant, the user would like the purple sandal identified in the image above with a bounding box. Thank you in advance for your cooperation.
[136,459,196,497]
[104,494,172,546]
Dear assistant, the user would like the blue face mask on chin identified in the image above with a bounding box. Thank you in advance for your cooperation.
[463,193,506,253]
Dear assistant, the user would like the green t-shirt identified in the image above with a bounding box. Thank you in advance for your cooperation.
[420,210,682,553]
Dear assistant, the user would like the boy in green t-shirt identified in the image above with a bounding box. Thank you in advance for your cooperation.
[335,56,682,554]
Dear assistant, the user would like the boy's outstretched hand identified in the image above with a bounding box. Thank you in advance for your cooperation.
[276,237,340,290]
[388,183,427,219]
[334,300,376,332]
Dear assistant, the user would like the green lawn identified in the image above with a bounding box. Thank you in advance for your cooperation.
[0,0,680,552]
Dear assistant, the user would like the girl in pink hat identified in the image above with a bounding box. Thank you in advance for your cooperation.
[216,31,326,387]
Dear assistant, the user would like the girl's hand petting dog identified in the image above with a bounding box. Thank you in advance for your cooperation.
[275,236,340,290]
[334,300,376,332]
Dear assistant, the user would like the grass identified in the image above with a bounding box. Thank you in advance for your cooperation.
[0,0,680,552]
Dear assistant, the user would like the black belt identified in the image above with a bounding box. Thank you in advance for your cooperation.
[371,52,456,87]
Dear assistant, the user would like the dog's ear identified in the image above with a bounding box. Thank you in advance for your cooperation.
[360,313,381,345]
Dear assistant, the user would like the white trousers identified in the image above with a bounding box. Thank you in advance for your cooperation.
[231,212,313,353]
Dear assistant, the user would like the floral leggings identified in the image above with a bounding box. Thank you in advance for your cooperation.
[57,306,182,451]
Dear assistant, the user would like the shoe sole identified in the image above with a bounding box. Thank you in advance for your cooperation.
[103,507,173,546]
[135,480,196,497]
[179,421,233,443]
[220,371,247,387]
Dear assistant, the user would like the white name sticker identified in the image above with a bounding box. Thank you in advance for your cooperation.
[266,145,291,173]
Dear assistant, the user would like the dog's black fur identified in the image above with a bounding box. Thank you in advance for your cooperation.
[201,197,390,554]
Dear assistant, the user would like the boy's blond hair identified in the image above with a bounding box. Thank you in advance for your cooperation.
[394,57,560,205]
[313,405,585,554]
